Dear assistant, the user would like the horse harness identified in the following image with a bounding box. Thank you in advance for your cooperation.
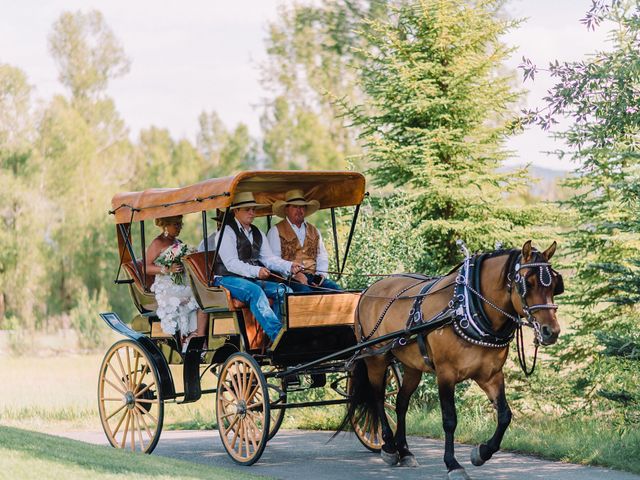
[357,248,563,374]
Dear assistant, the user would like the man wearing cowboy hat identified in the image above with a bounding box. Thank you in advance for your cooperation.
[267,189,342,293]
[212,192,304,341]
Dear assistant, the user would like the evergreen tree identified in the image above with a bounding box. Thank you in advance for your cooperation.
[522,0,640,422]
[347,0,545,272]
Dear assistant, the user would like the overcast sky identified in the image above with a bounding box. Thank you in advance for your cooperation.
[0,0,611,171]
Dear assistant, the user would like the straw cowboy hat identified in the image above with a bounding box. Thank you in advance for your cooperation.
[230,192,268,210]
[272,189,320,218]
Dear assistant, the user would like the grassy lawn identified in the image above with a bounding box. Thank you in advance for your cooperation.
[2,353,638,475]
[0,425,268,480]
[0,354,217,432]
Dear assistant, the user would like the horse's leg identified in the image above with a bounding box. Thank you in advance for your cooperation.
[438,374,470,480]
[366,357,398,465]
[395,365,421,467]
[471,372,511,467]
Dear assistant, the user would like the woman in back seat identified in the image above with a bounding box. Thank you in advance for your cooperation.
[145,215,208,352]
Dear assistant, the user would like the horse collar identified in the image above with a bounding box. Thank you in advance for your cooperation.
[451,254,516,348]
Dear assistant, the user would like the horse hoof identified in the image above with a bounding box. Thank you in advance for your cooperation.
[448,468,471,480]
[470,445,486,467]
[399,454,419,467]
[381,449,399,466]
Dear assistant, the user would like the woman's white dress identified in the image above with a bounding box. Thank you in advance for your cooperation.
[151,244,198,336]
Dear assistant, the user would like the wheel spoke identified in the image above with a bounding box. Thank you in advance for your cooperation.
[245,381,261,404]
[101,397,124,402]
[238,363,247,399]
[228,368,242,399]
[134,404,153,440]
[243,415,260,452]
[120,411,131,449]
[244,368,256,400]
[130,410,136,451]
[135,398,159,405]
[114,350,128,386]
[104,377,127,396]
[132,351,140,392]
[134,364,149,394]
[230,419,241,451]
[106,403,127,421]
[112,407,128,437]
[125,346,133,390]
[106,362,129,392]
[134,410,146,451]
[135,381,156,398]
[242,420,249,457]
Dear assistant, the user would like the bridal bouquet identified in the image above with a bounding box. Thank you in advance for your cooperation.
[155,241,194,285]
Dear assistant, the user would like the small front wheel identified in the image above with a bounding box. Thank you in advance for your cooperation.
[216,352,270,465]
[98,339,164,453]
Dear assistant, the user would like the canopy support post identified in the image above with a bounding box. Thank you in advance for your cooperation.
[208,207,230,287]
[331,207,340,272]
[117,223,143,286]
[140,221,147,287]
[338,203,360,281]
[202,210,209,283]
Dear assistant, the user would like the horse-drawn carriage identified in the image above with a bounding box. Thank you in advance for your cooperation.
[99,170,564,478]
[98,170,398,464]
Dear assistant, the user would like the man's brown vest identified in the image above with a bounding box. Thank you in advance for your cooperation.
[275,220,320,273]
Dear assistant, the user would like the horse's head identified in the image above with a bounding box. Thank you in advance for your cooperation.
[510,240,563,346]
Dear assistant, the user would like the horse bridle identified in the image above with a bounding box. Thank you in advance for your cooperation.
[508,253,564,344]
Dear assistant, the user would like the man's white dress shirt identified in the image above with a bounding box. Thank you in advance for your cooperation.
[197,231,217,252]
[267,218,330,274]
[217,219,292,278]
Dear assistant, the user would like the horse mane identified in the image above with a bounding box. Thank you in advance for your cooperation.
[483,248,521,287]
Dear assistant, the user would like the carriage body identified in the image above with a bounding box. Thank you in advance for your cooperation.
[97,170,397,463]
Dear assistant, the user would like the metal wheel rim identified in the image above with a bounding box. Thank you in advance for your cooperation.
[216,353,270,465]
[98,340,164,453]
[351,364,401,452]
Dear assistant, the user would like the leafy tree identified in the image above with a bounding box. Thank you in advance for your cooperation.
[521,0,640,422]
[196,111,257,176]
[0,64,49,328]
[346,0,548,273]
[37,10,134,319]
[260,1,386,170]
[48,10,130,102]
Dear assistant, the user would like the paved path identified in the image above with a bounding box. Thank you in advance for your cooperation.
[56,429,640,480]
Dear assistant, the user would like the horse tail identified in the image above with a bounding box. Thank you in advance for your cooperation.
[332,358,380,439]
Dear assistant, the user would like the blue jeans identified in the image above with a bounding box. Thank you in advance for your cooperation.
[214,276,291,341]
[288,273,343,293]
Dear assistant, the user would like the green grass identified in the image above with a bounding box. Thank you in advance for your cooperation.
[406,407,640,474]
[0,425,270,480]
[0,353,218,431]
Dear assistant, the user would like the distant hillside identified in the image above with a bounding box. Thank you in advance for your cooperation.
[503,165,570,201]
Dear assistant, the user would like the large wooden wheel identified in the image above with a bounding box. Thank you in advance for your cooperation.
[216,352,270,465]
[351,363,401,452]
[98,339,164,454]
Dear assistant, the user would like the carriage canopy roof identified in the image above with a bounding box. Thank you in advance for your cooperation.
[111,170,366,224]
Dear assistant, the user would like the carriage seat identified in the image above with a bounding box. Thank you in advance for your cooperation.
[183,252,245,310]
[122,261,157,314]
[123,260,155,291]
[183,251,269,350]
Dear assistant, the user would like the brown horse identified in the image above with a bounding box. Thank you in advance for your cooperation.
[343,241,563,480]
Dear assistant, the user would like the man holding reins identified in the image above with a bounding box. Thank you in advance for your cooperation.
[212,192,303,342]
[267,189,342,293]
